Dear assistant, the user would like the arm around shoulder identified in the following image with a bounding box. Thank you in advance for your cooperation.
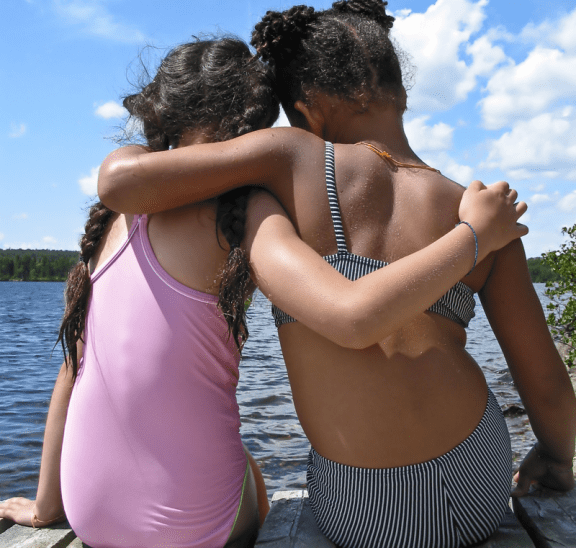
[98,128,306,215]
[245,191,511,349]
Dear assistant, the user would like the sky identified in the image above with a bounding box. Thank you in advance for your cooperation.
[1,0,575,258]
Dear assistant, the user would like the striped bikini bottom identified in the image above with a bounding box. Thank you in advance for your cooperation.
[307,389,512,548]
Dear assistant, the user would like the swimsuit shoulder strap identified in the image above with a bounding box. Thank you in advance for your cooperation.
[324,141,348,253]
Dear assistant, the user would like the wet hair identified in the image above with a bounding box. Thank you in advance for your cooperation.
[57,38,280,378]
[251,0,408,123]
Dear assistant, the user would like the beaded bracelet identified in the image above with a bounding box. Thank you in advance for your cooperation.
[456,221,478,275]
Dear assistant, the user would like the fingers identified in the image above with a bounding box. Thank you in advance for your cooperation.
[468,180,487,191]
[511,472,534,497]
[489,180,511,195]
[0,497,34,526]
[516,201,528,217]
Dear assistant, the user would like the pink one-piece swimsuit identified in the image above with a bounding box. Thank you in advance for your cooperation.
[61,215,247,548]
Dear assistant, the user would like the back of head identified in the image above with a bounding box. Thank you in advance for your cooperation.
[124,38,281,349]
[58,38,279,371]
[251,0,406,122]
[124,37,280,149]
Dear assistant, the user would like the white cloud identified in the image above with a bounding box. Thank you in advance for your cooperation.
[520,212,531,224]
[530,194,552,204]
[440,161,474,185]
[480,9,576,130]
[273,108,290,128]
[9,123,27,138]
[484,108,576,180]
[13,213,29,220]
[0,233,4,241]
[3,241,36,250]
[53,0,146,44]
[95,101,127,119]
[480,47,576,129]
[392,0,504,112]
[422,151,473,184]
[79,166,99,196]
[520,7,576,53]
[404,116,454,152]
[43,236,57,245]
[555,8,576,52]
[558,191,576,212]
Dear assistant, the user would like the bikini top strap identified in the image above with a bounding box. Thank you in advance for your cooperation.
[324,141,348,253]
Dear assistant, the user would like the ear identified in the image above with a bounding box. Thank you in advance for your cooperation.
[293,100,326,139]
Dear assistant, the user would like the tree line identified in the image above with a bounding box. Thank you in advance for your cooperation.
[0,249,79,281]
[526,257,561,283]
[0,249,561,283]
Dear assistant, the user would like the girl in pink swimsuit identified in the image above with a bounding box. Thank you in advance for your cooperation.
[0,30,534,548]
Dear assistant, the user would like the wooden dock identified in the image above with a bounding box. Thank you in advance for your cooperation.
[1,487,575,547]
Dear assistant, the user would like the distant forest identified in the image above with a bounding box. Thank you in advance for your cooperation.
[0,249,561,284]
[0,249,78,281]
[526,257,561,284]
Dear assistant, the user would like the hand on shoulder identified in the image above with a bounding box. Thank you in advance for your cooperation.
[459,180,528,259]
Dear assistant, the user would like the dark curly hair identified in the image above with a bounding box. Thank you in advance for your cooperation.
[57,38,280,377]
[252,0,408,123]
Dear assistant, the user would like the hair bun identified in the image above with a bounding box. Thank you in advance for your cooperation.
[251,5,318,64]
[331,0,394,30]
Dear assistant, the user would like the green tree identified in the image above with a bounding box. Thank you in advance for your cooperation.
[542,224,576,368]
[527,257,560,283]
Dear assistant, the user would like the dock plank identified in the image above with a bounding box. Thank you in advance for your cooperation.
[477,508,534,547]
[67,537,89,547]
[0,519,14,535]
[256,491,536,548]
[0,521,75,548]
[255,491,336,547]
[513,487,576,548]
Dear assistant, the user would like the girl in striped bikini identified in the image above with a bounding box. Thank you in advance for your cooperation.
[96,1,575,547]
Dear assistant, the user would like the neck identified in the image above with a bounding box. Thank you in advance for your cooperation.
[325,102,423,164]
[177,129,214,148]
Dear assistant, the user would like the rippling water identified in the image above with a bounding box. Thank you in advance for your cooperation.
[0,282,549,500]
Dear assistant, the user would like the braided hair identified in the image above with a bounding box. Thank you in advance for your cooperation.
[56,202,114,378]
[251,0,407,122]
[56,38,279,376]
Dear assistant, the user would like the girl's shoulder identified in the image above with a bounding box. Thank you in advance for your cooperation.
[242,126,324,155]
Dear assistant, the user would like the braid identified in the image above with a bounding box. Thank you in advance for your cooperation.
[215,190,251,350]
[251,0,406,116]
[116,37,280,351]
[55,201,114,378]
[331,0,395,29]
[252,5,318,65]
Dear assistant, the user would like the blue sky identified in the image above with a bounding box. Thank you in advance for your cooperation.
[2,0,575,258]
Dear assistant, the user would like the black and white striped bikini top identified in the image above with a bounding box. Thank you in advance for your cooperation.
[272,142,476,329]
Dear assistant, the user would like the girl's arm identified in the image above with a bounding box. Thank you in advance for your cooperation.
[97,128,305,214]
[0,357,75,527]
[479,240,576,495]
[245,184,527,349]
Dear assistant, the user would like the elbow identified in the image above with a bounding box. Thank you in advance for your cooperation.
[97,159,120,210]
[97,155,139,213]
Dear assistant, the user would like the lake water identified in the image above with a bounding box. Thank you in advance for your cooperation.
[0,281,548,500]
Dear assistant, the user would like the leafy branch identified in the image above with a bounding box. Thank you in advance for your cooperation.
[543,225,576,368]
